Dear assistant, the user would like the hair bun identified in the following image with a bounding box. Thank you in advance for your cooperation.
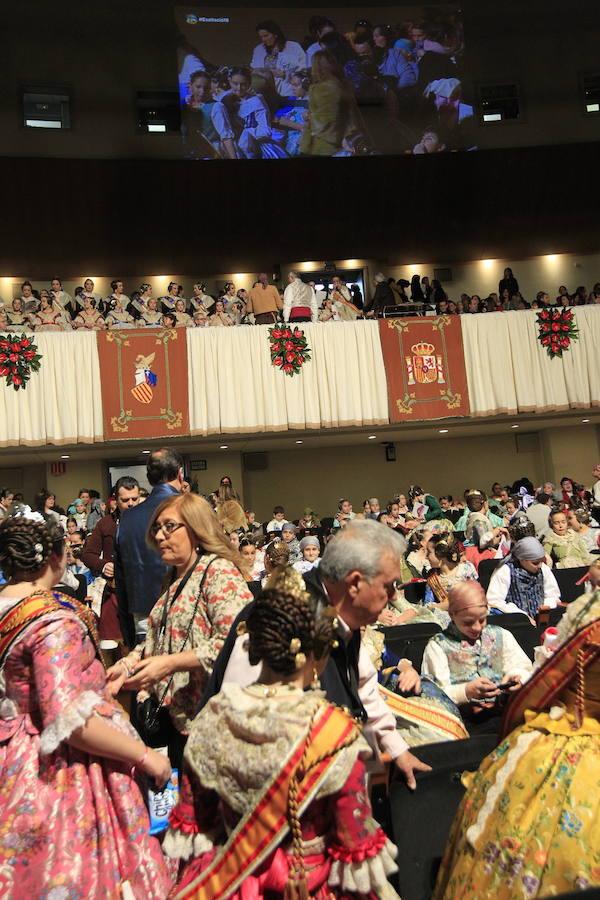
[0,516,63,577]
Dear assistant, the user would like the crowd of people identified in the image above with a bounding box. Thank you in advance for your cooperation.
[2,266,600,334]
[1,451,600,897]
[177,12,471,158]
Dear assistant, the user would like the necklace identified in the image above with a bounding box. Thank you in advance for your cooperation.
[244,682,301,698]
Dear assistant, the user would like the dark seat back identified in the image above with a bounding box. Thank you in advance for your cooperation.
[553,566,588,603]
[478,557,500,593]
[404,580,427,604]
[382,622,442,670]
[320,516,335,533]
[389,735,498,900]
[491,613,539,661]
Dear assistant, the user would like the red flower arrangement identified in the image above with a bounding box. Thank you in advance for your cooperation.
[268,325,311,376]
[536,307,578,359]
[0,333,42,390]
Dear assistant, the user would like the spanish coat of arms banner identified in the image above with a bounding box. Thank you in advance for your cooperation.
[379,316,471,422]
[97,328,189,440]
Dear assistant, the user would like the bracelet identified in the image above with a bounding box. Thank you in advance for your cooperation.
[119,658,135,677]
[131,747,150,777]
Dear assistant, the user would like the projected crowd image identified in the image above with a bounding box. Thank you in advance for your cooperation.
[175,5,474,159]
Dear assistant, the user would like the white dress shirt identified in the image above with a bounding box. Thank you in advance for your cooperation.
[421,628,533,705]
[486,562,560,614]
[222,612,409,760]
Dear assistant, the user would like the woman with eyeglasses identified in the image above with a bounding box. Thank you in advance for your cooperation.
[106,493,253,768]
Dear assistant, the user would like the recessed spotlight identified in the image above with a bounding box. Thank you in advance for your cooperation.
[60,454,70,459]
[368,435,377,440]
[219,445,228,450]
[511,424,520,429]
[142,450,151,454]
[439,429,449,434]
[295,440,303,444]
[582,418,590,423]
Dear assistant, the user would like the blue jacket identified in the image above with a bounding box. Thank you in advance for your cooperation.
[115,483,179,619]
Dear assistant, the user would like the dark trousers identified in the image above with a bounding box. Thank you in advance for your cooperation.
[254,311,278,325]
[289,315,312,323]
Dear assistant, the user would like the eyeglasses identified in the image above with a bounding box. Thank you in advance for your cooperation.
[150,521,185,537]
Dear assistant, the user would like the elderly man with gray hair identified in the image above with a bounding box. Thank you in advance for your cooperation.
[201,519,431,789]
[282,270,318,323]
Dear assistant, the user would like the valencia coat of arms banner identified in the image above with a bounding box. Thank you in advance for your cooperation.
[379,316,471,422]
[97,328,189,440]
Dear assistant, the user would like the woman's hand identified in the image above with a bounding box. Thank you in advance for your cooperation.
[505,675,523,693]
[105,658,134,697]
[140,749,172,789]
[102,562,114,579]
[122,655,174,691]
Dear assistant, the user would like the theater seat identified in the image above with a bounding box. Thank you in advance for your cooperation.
[389,735,498,900]
[403,580,427,604]
[320,516,335,533]
[382,622,442,670]
[553,566,589,603]
[492,613,539,661]
[478,557,500,593]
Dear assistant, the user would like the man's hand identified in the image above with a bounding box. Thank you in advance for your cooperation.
[394,750,432,790]
[102,562,114,579]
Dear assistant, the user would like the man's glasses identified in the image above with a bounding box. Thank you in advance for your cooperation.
[149,521,185,537]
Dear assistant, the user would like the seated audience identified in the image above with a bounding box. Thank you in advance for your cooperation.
[425,533,478,608]
[566,507,600,554]
[421,582,532,709]
[486,536,560,616]
[544,509,593,568]
[293,534,321,574]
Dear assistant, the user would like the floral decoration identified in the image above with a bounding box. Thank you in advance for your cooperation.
[536,307,578,359]
[0,334,42,390]
[268,325,311,376]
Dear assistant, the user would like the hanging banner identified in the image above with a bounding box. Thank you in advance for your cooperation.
[97,328,189,440]
[379,316,470,422]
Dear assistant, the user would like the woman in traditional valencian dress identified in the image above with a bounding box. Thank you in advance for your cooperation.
[73,293,105,330]
[433,575,600,899]
[0,515,172,898]
[165,566,400,899]
[30,290,67,332]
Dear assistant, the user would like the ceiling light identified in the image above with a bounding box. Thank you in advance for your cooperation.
[60,454,70,459]
[511,424,520,429]
[219,445,228,450]
[295,440,303,444]
[368,435,377,440]
[582,418,590,423]
[439,429,449,434]
[142,450,151,454]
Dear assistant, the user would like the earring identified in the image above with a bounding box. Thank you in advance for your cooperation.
[311,666,320,690]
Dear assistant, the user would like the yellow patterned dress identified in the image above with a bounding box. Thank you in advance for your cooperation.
[433,590,600,899]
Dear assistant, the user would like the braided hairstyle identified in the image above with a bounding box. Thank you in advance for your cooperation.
[429,532,460,566]
[247,571,337,676]
[264,539,290,569]
[0,516,65,578]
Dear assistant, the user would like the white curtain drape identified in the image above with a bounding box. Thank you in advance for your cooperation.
[461,306,600,417]
[0,332,103,446]
[186,321,389,435]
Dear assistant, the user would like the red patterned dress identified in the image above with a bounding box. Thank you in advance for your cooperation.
[0,592,171,898]
[164,684,400,898]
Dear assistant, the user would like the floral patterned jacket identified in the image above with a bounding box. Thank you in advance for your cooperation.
[133,554,252,734]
